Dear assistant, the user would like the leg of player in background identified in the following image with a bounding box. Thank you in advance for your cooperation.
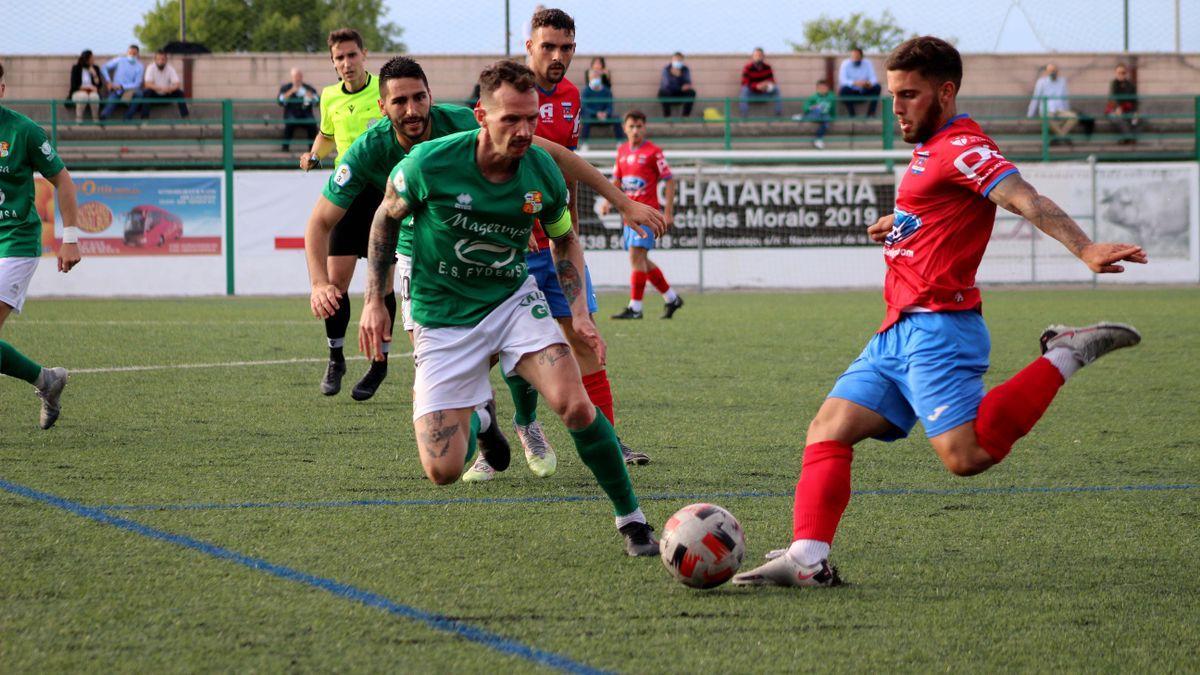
[514,343,658,556]
[320,254,357,396]
[613,234,647,319]
[350,264,397,401]
[645,257,682,319]
[0,265,69,430]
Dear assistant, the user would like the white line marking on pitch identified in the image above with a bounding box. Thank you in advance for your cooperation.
[13,320,315,326]
[72,353,412,374]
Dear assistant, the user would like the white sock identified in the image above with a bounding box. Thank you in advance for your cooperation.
[475,405,492,433]
[1043,347,1082,381]
[786,539,830,567]
[615,508,647,529]
[663,289,678,303]
[33,368,48,390]
[629,299,643,312]
[327,337,344,349]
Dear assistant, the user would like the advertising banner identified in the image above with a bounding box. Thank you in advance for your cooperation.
[577,167,896,250]
[36,172,223,256]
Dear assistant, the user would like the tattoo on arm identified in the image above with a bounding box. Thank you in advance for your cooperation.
[991,175,1090,256]
[419,411,460,459]
[551,231,584,306]
[366,185,409,298]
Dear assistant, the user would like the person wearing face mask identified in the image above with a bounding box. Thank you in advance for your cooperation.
[98,45,145,121]
[580,56,624,144]
[657,52,696,118]
[837,47,882,118]
[1026,63,1078,145]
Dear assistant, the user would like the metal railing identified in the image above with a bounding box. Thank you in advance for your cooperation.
[5,94,1199,170]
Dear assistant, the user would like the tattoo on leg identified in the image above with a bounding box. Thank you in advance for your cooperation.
[536,344,571,368]
[419,411,460,459]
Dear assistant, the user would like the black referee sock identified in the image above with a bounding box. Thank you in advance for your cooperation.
[325,296,351,363]
[382,291,397,364]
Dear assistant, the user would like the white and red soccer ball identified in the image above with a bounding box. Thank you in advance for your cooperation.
[660,503,746,589]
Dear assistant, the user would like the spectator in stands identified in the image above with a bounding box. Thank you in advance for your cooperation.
[795,78,835,149]
[1027,63,1080,144]
[837,47,881,118]
[278,67,320,152]
[658,52,695,118]
[67,50,103,123]
[581,57,624,145]
[138,50,189,119]
[99,45,145,121]
[1106,63,1139,144]
[739,47,783,118]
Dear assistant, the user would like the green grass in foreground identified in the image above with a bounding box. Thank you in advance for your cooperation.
[0,288,1197,672]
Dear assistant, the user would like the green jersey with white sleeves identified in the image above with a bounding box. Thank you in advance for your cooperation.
[388,129,571,328]
[322,104,478,256]
[0,105,66,257]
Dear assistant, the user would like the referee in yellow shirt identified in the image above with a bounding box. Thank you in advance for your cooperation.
[300,28,393,399]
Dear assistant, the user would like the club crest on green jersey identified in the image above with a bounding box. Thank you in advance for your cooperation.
[522,190,543,214]
[0,141,9,158]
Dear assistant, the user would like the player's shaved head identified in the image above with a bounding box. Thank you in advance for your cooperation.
[885,36,962,93]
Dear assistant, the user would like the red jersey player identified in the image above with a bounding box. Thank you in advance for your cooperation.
[465,8,654,493]
[734,36,1147,588]
[603,110,683,320]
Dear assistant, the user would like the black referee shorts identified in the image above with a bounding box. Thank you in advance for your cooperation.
[329,185,385,259]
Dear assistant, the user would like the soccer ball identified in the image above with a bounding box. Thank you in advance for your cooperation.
[660,503,747,589]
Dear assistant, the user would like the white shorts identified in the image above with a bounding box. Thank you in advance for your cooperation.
[411,276,565,421]
[396,253,414,332]
[0,257,40,314]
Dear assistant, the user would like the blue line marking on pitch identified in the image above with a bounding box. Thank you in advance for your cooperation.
[0,477,610,675]
[93,483,1200,513]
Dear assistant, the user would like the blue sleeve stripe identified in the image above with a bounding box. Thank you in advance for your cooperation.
[982,168,1020,198]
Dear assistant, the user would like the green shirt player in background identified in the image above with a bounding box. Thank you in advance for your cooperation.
[306,56,666,402]
[299,28,389,399]
[358,61,666,556]
[0,62,83,428]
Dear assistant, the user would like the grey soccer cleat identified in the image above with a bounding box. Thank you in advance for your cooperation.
[619,438,650,466]
[618,521,660,557]
[732,554,842,588]
[320,359,347,396]
[1039,322,1141,365]
[515,419,557,478]
[36,367,69,430]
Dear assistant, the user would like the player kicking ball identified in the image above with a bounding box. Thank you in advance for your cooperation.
[733,36,1147,588]
[358,61,665,556]
[0,62,82,429]
[603,110,683,320]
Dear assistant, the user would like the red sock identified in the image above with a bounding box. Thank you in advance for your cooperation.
[974,357,1065,462]
[646,267,671,293]
[582,370,616,425]
[792,441,854,543]
[630,271,648,301]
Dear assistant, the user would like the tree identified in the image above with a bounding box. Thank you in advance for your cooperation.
[136,0,406,53]
[789,11,908,54]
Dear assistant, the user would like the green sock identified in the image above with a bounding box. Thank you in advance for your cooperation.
[464,412,480,467]
[504,372,539,426]
[0,340,42,384]
[570,407,639,516]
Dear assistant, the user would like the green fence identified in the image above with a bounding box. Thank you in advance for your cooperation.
[6,94,1200,170]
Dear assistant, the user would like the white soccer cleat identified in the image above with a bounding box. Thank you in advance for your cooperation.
[515,420,557,478]
[731,553,841,588]
[35,367,69,430]
[1039,322,1141,365]
[461,455,497,483]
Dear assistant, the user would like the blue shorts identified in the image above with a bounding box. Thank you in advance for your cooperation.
[623,225,656,250]
[828,311,991,441]
[527,248,599,318]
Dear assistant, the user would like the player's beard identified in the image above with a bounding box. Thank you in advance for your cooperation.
[544,61,566,84]
[905,97,943,144]
[396,113,430,142]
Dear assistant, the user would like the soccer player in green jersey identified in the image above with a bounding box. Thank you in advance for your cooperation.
[358,61,665,556]
[299,28,390,399]
[307,56,665,403]
[0,62,83,428]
